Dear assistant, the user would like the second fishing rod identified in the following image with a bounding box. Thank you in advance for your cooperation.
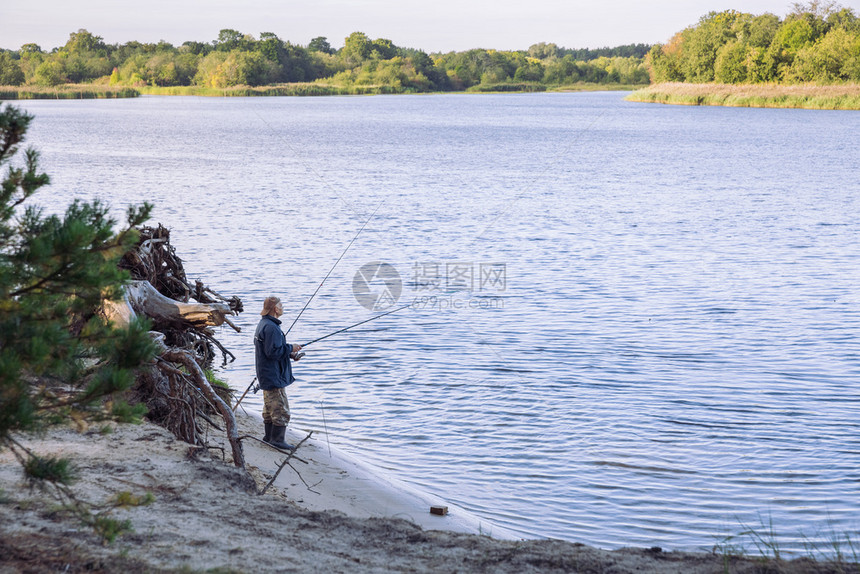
[235,303,411,409]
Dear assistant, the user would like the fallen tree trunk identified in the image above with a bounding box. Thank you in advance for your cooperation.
[111,280,239,332]
[103,279,240,366]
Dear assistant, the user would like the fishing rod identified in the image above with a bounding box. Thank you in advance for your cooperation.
[232,377,257,413]
[299,303,412,349]
[233,202,383,412]
[286,200,383,336]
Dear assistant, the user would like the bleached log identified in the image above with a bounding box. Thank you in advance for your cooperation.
[101,288,138,328]
[112,280,239,332]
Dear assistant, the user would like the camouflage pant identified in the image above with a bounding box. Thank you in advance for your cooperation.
[262,388,290,426]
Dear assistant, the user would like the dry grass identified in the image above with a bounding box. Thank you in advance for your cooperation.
[627,82,860,110]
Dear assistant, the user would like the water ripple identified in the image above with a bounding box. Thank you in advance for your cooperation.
[18,93,860,555]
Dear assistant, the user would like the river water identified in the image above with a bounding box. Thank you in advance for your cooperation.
[15,93,860,554]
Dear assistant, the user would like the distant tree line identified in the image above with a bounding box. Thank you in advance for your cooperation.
[558,44,651,61]
[648,1,860,83]
[434,42,650,89]
[0,29,650,92]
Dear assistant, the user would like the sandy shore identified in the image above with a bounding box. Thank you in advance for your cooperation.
[239,412,517,539]
[0,416,848,573]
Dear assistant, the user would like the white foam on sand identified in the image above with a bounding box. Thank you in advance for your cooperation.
[239,412,519,540]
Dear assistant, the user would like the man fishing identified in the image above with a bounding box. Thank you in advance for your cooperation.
[254,296,303,450]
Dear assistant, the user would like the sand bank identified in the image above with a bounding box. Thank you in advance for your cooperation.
[0,417,848,573]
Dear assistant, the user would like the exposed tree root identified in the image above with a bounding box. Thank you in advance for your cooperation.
[108,225,249,467]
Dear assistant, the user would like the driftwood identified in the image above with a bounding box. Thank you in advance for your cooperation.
[258,431,315,495]
[110,225,247,468]
[119,224,243,366]
[109,225,317,479]
[120,224,243,313]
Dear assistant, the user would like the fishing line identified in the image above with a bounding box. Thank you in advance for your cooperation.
[248,104,392,346]
[233,204,384,410]
[242,97,607,422]
[248,104,367,219]
[319,399,332,457]
[235,106,387,409]
[382,104,610,373]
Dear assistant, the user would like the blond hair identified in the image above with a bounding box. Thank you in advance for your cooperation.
[260,296,281,316]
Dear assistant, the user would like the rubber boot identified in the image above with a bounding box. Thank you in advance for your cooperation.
[263,421,273,444]
[269,425,295,450]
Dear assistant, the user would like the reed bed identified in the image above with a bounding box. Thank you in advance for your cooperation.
[138,83,412,97]
[129,82,648,97]
[467,82,548,93]
[627,82,860,110]
[462,82,648,93]
[549,83,648,92]
[0,85,139,99]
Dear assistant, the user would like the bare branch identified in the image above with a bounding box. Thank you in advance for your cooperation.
[259,431,314,495]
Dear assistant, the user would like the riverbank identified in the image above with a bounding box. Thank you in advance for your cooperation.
[626,82,860,110]
[1,416,856,573]
[0,82,645,100]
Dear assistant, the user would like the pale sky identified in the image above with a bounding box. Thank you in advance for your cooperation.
[2,0,859,53]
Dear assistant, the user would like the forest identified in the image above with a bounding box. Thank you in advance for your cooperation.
[0,29,650,93]
[2,2,857,94]
[648,2,860,83]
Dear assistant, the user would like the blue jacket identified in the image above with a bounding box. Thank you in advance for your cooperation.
[254,315,295,390]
